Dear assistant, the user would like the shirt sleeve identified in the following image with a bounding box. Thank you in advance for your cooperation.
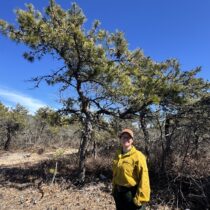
[133,154,151,206]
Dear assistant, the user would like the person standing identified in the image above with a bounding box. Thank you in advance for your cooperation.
[112,128,150,210]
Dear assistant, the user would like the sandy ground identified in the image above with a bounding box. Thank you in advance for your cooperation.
[0,149,116,210]
[0,148,78,167]
[0,182,115,210]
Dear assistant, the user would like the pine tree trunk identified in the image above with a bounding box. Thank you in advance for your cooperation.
[78,114,92,182]
[92,140,97,159]
[4,126,11,151]
[161,115,172,172]
[165,116,171,157]
[140,111,150,158]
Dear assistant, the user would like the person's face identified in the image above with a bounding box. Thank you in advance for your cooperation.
[120,133,133,149]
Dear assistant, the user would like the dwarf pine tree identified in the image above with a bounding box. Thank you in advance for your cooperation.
[1,0,209,181]
[0,103,27,150]
[0,0,137,181]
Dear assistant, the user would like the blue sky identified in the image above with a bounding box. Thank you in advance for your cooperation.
[0,0,210,114]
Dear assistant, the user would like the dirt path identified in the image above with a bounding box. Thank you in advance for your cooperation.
[0,148,78,167]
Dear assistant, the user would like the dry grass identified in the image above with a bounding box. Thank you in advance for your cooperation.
[0,182,115,210]
[1,147,209,209]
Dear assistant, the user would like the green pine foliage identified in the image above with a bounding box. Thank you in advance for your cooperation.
[0,1,209,182]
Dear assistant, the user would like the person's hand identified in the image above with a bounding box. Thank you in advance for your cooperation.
[132,198,144,209]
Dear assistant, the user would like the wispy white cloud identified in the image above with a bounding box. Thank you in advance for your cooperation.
[0,87,47,114]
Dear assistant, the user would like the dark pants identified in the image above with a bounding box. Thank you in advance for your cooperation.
[113,186,145,210]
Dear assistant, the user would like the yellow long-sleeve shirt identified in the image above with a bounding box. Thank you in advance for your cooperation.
[112,146,150,206]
